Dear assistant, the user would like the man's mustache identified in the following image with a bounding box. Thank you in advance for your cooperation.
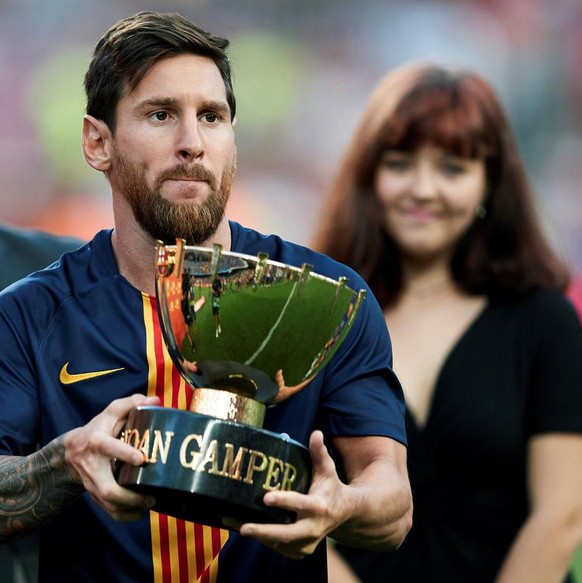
[157,164,217,190]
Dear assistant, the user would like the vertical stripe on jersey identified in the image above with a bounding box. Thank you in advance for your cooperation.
[142,294,229,583]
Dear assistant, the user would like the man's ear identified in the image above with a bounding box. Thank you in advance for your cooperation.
[82,115,113,172]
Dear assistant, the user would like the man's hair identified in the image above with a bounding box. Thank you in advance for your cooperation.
[84,11,236,131]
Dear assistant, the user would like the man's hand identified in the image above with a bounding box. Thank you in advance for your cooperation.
[63,393,160,521]
[232,431,412,559]
[235,430,350,560]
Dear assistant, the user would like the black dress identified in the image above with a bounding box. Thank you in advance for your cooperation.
[338,289,582,583]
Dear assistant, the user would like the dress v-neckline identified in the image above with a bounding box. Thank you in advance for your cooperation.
[406,300,491,434]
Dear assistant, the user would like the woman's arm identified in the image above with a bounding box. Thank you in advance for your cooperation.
[327,539,362,583]
[495,433,582,583]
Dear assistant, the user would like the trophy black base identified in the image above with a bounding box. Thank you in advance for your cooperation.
[115,406,312,528]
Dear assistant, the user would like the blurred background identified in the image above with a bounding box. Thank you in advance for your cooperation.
[1,0,581,278]
[1,0,582,579]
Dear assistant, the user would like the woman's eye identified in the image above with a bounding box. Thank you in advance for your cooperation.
[441,162,465,175]
[381,157,410,170]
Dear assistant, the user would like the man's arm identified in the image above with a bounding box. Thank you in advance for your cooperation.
[0,394,159,542]
[328,434,412,549]
[0,439,83,541]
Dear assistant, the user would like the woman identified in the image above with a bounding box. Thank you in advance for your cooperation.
[314,63,582,583]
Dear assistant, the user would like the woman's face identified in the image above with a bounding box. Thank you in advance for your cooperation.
[375,143,487,263]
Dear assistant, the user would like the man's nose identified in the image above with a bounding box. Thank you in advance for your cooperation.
[176,120,204,161]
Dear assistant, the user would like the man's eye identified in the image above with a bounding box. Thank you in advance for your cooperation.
[152,111,169,121]
[203,113,219,123]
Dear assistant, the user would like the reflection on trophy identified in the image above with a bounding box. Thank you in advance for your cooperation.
[116,239,366,528]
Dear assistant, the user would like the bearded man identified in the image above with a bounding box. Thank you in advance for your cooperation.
[0,12,411,583]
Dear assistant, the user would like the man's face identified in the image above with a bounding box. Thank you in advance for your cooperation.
[110,54,237,245]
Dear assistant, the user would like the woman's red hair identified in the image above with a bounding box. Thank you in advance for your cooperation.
[313,62,569,307]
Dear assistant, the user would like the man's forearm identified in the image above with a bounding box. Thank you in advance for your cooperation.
[329,437,413,552]
[331,473,412,551]
[0,436,84,541]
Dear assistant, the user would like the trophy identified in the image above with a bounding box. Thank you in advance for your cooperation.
[116,239,366,528]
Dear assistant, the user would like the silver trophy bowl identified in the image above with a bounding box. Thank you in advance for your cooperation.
[116,240,366,527]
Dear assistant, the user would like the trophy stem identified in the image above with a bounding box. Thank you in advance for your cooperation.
[190,387,266,427]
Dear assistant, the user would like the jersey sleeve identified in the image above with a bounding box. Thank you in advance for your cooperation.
[526,291,582,435]
[315,275,407,446]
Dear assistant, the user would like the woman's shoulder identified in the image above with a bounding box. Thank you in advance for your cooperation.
[490,288,580,333]
[494,287,573,310]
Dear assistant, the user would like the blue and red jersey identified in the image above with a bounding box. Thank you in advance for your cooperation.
[0,222,405,583]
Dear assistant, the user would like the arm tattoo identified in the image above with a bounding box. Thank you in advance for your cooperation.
[0,436,84,541]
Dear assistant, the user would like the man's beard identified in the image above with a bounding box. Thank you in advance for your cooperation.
[113,148,236,245]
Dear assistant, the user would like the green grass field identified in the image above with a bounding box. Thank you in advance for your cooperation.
[182,276,358,385]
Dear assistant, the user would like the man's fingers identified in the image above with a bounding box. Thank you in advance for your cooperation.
[89,487,156,519]
[309,430,336,476]
[109,437,147,466]
[262,490,311,512]
[106,394,159,418]
[80,428,145,466]
[106,395,160,436]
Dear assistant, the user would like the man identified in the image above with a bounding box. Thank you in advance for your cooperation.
[0,12,411,582]
[0,225,82,583]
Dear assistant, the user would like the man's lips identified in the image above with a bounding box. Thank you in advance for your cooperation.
[162,178,209,198]
[164,177,208,189]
